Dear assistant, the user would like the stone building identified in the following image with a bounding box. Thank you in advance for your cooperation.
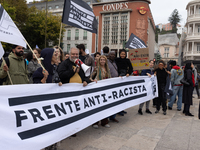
[91,0,156,59]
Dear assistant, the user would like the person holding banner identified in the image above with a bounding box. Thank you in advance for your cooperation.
[138,60,154,115]
[115,49,133,77]
[154,60,171,115]
[107,51,119,123]
[58,47,90,86]
[91,55,111,128]
[32,48,62,85]
[115,49,133,116]
[0,45,29,85]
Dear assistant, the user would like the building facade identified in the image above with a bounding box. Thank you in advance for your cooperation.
[182,0,200,66]
[156,23,183,34]
[28,0,99,53]
[158,33,179,63]
[91,0,156,60]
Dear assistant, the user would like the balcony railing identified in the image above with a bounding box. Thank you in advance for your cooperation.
[188,13,200,18]
[184,50,200,55]
[187,32,200,36]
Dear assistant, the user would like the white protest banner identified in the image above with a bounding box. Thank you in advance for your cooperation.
[0,4,26,48]
[0,42,4,58]
[0,76,158,150]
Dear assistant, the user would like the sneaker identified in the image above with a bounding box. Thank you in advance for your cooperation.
[92,125,99,129]
[155,110,159,113]
[138,109,143,115]
[183,110,186,114]
[177,109,181,111]
[163,111,166,115]
[146,109,152,114]
[168,106,172,110]
[104,124,110,128]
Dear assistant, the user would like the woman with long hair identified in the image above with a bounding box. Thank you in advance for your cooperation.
[54,46,64,65]
[90,55,111,128]
[115,49,133,77]
[182,62,195,116]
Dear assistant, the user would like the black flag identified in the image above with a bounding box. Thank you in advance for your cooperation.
[125,33,147,49]
[62,0,98,34]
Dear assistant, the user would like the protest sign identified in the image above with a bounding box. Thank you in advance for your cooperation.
[129,48,150,70]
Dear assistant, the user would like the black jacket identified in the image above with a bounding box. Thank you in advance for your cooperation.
[115,58,133,76]
[58,58,90,84]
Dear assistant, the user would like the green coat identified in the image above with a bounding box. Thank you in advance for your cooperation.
[0,52,29,85]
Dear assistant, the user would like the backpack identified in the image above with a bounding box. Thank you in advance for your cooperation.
[0,57,27,85]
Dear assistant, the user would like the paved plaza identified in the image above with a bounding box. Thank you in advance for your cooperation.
[57,95,200,150]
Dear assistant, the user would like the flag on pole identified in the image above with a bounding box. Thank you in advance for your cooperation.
[0,4,26,48]
[62,0,98,34]
[125,33,147,49]
[0,42,4,58]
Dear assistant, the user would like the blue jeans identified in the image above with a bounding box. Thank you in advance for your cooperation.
[168,85,183,110]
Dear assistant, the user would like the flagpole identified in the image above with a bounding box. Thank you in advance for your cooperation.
[24,39,45,70]
[58,23,62,47]
[1,57,13,85]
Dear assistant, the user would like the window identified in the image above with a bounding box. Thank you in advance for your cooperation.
[197,43,200,53]
[48,6,52,10]
[67,30,71,40]
[103,12,128,46]
[103,15,110,45]
[75,29,79,40]
[112,14,118,44]
[67,44,70,52]
[84,44,87,49]
[83,31,87,40]
[120,13,128,44]
[164,47,169,58]
[55,5,59,9]
[163,25,165,30]
[198,25,200,34]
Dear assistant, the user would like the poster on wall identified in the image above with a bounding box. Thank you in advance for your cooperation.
[128,48,149,70]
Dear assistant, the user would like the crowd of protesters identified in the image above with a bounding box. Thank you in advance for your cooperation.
[0,44,200,149]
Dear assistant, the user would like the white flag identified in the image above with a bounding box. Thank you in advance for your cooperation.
[0,4,26,48]
[0,42,4,58]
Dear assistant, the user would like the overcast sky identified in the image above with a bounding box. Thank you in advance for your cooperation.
[149,0,189,26]
[26,0,190,26]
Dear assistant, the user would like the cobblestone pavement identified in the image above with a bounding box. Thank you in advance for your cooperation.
[57,95,200,150]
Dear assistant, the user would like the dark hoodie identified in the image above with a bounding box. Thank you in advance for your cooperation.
[115,50,133,76]
[32,48,60,83]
